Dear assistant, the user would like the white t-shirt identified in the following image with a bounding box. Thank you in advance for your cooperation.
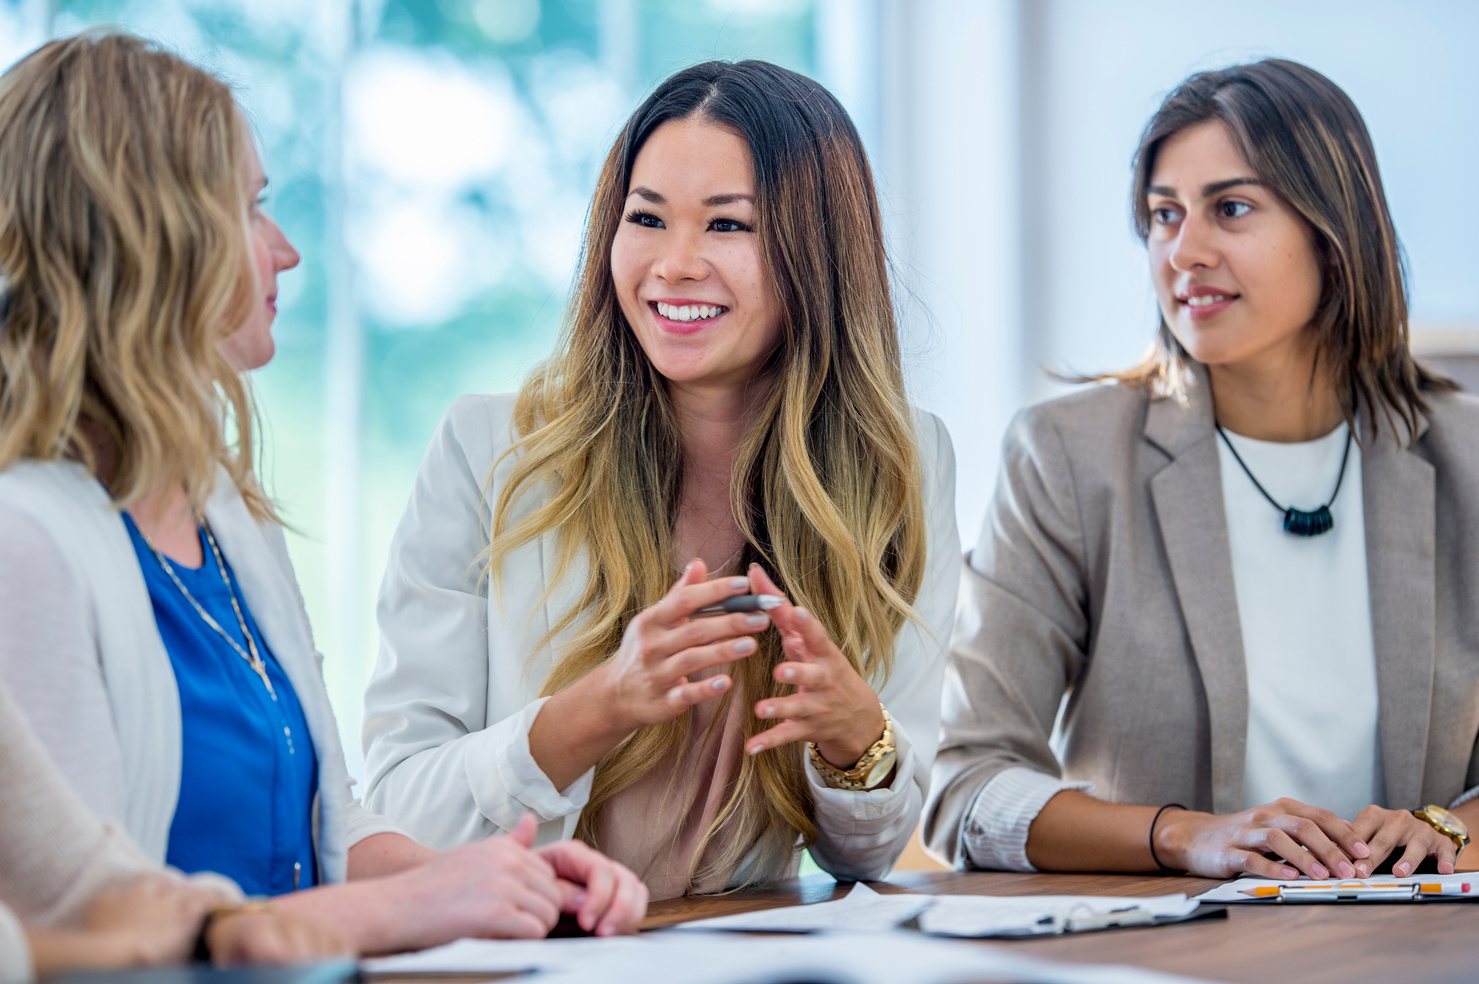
[1218,422,1384,821]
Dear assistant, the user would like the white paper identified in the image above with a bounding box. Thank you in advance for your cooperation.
[664,881,933,934]
[360,935,650,975]
[918,893,1198,938]
[1195,872,1478,903]
[531,931,1211,984]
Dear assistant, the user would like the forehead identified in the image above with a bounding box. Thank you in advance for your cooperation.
[628,119,754,197]
[1149,120,1253,193]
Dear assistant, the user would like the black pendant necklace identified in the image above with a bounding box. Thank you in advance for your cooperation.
[1216,424,1354,537]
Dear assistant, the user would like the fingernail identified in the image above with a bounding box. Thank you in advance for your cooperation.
[1395,862,1410,877]
[1352,841,1369,858]
[683,561,693,574]
[781,667,795,681]
[745,613,769,628]
[573,892,588,908]
[1441,861,1455,874]
[1312,864,1328,879]
[1338,862,1354,878]
[1282,868,1298,879]
[729,577,750,591]
[795,609,810,623]
[748,562,759,570]
[734,638,756,654]
[747,742,763,755]
[1355,863,1369,877]
[711,677,728,690]
[758,704,772,718]
[667,687,683,702]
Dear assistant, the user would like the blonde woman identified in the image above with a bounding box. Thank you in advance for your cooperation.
[0,33,644,951]
[363,60,961,902]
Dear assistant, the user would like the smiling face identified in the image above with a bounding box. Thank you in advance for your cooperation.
[222,120,301,372]
[1146,120,1324,373]
[609,118,782,392]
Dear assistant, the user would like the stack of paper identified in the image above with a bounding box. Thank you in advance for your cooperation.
[364,930,1211,984]
[1196,873,1477,903]
[667,882,1199,938]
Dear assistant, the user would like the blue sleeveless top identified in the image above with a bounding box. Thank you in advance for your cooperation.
[124,514,318,896]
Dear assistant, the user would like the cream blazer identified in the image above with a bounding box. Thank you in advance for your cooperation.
[924,366,1479,866]
[0,461,400,882]
[362,394,961,882]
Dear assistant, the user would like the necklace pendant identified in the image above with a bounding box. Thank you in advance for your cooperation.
[1283,505,1334,537]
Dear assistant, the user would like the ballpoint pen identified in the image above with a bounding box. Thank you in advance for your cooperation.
[691,594,787,618]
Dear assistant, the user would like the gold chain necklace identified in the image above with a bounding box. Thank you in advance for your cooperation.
[137,519,277,701]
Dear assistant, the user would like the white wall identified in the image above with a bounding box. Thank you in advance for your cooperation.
[881,0,1479,546]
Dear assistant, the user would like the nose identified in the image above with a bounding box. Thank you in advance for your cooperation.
[1169,211,1219,273]
[651,227,707,285]
[269,217,301,273]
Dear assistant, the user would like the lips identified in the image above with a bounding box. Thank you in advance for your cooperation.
[648,299,728,335]
[1176,285,1238,322]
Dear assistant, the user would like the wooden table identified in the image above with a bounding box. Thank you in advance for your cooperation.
[643,870,1479,983]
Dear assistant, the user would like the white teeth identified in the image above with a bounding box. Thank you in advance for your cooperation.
[1186,294,1233,307]
[655,301,726,322]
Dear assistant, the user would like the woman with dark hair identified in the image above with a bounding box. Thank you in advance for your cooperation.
[925,58,1479,879]
[363,60,960,901]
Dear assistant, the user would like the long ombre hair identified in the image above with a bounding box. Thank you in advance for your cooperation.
[0,33,268,518]
[1097,59,1453,437]
[485,61,927,887]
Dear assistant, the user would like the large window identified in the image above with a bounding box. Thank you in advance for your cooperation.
[3,0,823,775]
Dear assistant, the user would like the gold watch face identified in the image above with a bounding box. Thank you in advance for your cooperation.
[864,748,898,789]
[1420,805,1470,841]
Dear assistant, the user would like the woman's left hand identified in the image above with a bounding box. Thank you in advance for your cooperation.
[743,566,886,771]
[1350,806,1460,877]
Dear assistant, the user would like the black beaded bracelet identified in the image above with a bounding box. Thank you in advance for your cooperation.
[1148,803,1188,874]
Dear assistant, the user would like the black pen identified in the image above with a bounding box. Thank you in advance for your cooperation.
[691,594,787,618]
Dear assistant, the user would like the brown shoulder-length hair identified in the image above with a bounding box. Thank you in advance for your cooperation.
[1103,58,1452,438]
[482,60,927,889]
[0,33,268,517]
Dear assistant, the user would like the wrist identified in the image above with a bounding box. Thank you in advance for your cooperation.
[1153,808,1206,873]
[816,704,885,768]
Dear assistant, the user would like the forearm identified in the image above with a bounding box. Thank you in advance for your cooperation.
[346,833,437,881]
[26,929,145,976]
[1026,790,1162,872]
[526,672,631,792]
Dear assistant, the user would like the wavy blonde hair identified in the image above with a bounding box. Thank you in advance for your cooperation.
[484,61,928,889]
[0,33,268,518]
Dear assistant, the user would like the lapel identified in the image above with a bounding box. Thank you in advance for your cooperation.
[1144,366,1249,814]
[1360,411,1436,809]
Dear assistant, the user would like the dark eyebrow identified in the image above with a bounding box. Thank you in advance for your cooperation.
[628,187,665,204]
[1146,177,1261,200]
[704,193,753,206]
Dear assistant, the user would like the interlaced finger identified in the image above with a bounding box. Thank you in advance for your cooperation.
[1259,828,1329,879]
[1267,813,1355,878]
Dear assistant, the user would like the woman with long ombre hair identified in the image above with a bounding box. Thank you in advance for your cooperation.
[926,59,1479,881]
[364,59,960,899]
[0,32,644,952]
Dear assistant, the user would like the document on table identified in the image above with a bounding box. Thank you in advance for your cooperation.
[666,882,1202,938]
[364,930,1214,984]
[664,881,932,933]
[917,893,1200,938]
[1196,873,1477,904]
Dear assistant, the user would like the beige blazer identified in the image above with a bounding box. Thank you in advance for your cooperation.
[924,365,1479,866]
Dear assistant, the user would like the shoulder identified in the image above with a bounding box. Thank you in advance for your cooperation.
[0,500,75,596]
[909,406,953,472]
[1415,388,1479,475]
[422,393,522,487]
[1001,382,1152,473]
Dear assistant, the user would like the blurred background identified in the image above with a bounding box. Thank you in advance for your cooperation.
[2,1,1475,794]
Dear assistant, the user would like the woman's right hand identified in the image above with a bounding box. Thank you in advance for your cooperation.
[1156,798,1370,879]
[81,875,211,967]
[590,559,771,730]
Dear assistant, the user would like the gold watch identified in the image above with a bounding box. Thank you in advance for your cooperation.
[1413,804,1470,854]
[807,704,896,791]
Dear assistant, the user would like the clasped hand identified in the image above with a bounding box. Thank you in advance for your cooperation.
[1159,797,1463,879]
[592,559,886,770]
